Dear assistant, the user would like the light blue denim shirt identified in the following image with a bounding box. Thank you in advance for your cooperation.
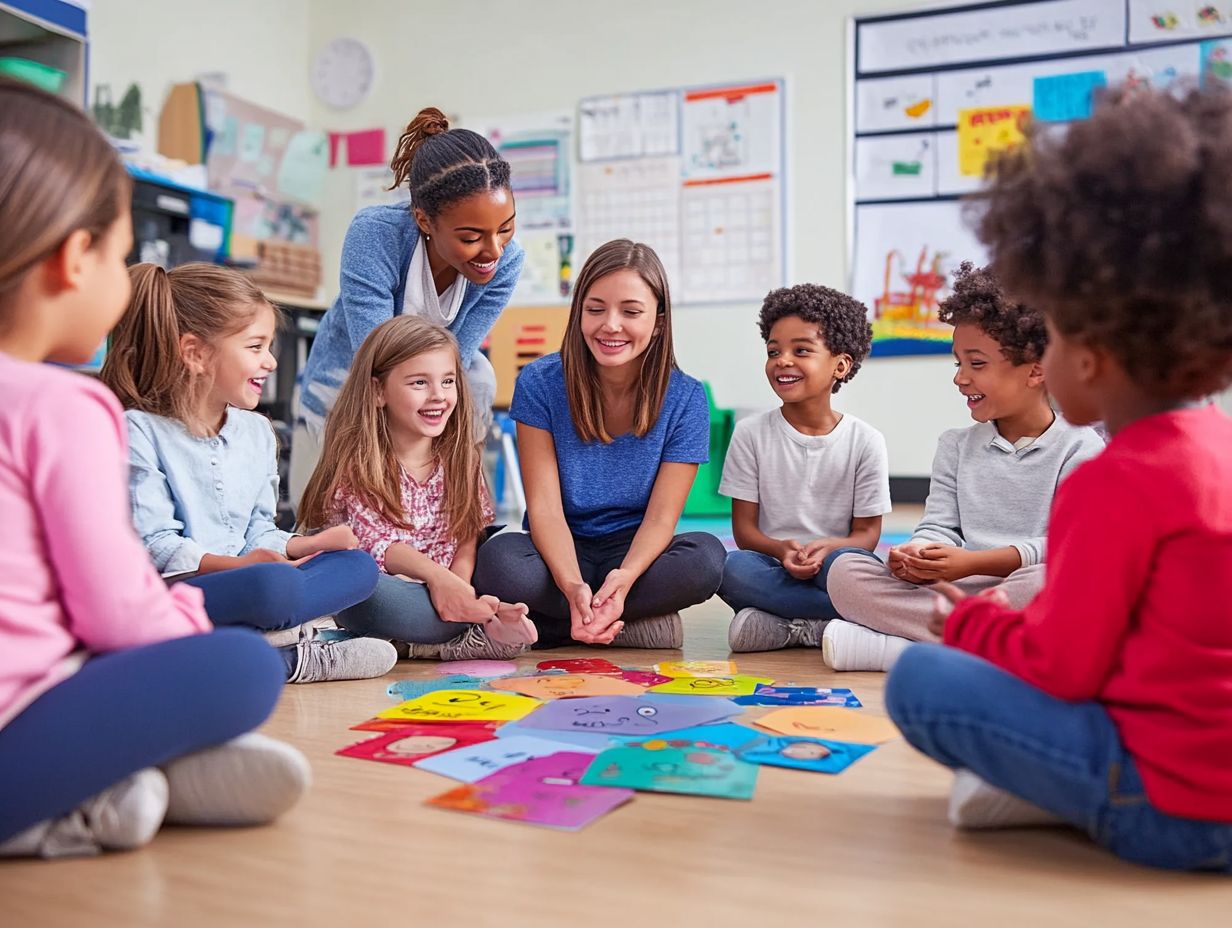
[125,408,291,575]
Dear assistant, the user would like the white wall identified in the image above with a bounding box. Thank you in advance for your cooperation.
[306,0,970,477]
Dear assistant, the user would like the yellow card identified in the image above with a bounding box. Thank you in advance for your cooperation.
[488,674,646,700]
[753,707,900,744]
[647,675,773,697]
[957,105,1030,177]
[377,689,540,723]
[654,660,739,678]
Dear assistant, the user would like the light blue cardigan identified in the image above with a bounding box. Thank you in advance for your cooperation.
[297,204,524,431]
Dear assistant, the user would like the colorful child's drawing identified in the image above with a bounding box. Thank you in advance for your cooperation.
[336,724,496,767]
[733,685,863,707]
[753,707,901,744]
[647,675,772,697]
[489,673,646,700]
[580,744,759,800]
[653,660,739,678]
[536,658,623,675]
[737,736,878,774]
[515,696,731,735]
[415,735,590,782]
[378,690,540,723]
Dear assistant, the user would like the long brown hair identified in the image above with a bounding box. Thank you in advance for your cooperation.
[101,263,276,423]
[0,77,131,319]
[298,315,488,543]
[388,106,511,217]
[560,239,677,443]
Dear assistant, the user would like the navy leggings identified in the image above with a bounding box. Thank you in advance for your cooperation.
[0,628,284,842]
[182,549,379,675]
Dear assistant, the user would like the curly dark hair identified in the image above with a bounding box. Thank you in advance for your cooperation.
[970,85,1232,401]
[936,261,1046,364]
[757,284,872,393]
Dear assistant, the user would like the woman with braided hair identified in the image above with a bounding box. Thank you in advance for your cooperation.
[291,107,523,504]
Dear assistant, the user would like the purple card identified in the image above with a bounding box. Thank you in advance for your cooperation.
[516,695,731,736]
[426,752,633,830]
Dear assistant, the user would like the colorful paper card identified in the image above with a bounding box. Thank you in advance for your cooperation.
[580,744,759,800]
[488,673,645,700]
[1032,71,1106,123]
[427,752,633,830]
[435,660,518,677]
[336,724,495,767]
[654,660,738,678]
[733,685,862,708]
[641,694,744,719]
[351,717,504,734]
[514,695,730,735]
[378,689,540,723]
[620,722,765,752]
[415,735,589,782]
[618,670,672,688]
[494,721,618,752]
[647,674,771,697]
[957,105,1030,177]
[387,675,484,700]
[536,658,623,675]
[753,707,900,744]
[737,736,877,774]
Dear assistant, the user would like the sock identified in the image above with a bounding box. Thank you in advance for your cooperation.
[948,769,1063,830]
[161,733,311,827]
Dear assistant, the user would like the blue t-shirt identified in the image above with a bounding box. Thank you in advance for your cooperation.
[510,353,710,538]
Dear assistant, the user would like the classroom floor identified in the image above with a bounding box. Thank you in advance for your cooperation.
[4,507,1231,925]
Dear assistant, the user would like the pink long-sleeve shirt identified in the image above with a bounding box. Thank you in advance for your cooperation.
[0,352,211,729]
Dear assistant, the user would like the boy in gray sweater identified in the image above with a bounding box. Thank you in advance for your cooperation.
[822,263,1104,671]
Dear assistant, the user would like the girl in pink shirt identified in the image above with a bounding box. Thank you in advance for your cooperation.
[0,78,307,859]
[297,315,535,660]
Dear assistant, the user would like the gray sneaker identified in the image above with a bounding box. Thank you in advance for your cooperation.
[727,608,824,652]
[403,623,527,661]
[289,637,398,684]
[611,612,683,649]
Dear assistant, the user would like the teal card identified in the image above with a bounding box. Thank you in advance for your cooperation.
[580,744,759,800]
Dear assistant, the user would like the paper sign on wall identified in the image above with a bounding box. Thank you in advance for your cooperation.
[956,105,1030,177]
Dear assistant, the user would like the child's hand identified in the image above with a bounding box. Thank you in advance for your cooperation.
[237,548,290,567]
[566,582,615,645]
[428,571,499,624]
[799,540,835,569]
[286,525,359,559]
[779,541,819,579]
[588,569,631,643]
[901,544,972,582]
[887,545,930,584]
[928,582,1010,637]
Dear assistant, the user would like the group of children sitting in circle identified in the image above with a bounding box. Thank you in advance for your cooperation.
[1,76,1229,874]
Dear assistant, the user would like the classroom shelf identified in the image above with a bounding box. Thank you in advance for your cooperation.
[0,0,87,105]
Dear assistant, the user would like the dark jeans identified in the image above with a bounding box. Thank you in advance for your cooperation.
[717,546,875,618]
[473,528,726,648]
[0,629,284,841]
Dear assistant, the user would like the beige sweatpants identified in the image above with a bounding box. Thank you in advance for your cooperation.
[825,552,1046,643]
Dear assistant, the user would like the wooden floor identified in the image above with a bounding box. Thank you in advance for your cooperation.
[4,596,1231,926]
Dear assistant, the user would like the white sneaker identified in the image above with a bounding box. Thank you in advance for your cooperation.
[948,769,1062,829]
[163,733,310,827]
[728,608,822,652]
[821,619,912,672]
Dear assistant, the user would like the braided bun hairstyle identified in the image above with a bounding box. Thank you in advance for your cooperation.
[388,107,512,217]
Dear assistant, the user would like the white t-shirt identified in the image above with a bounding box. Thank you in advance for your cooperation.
[719,409,891,542]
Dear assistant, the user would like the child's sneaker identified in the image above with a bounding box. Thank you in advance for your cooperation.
[0,767,168,858]
[611,613,683,649]
[288,637,398,683]
[404,623,527,661]
[821,619,912,672]
[948,769,1062,829]
[728,608,822,652]
[163,733,310,827]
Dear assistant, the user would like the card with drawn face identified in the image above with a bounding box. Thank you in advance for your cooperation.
[617,670,673,688]
[336,724,496,767]
[647,675,772,697]
[415,735,593,783]
[580,744,759,799]
[753,707,900,744]
[535,658,623,675]
[427,752,634,830]
[378,690,541,723]
[488,674,646,700]
[514,696,730,735]
[619,722,765,752]
[736,736,877,774]
[654,660,739,678]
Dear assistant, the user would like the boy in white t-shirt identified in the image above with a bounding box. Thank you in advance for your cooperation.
[718,284,891,652]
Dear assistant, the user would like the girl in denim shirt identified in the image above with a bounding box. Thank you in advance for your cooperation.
[101,264,391,684]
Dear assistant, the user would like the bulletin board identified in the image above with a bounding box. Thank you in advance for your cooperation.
[849,0,1232,357]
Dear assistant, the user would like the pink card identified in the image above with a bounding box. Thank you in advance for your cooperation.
[336,724,496,767]
[618,670,673,688]
[435,660,518,677]
[536,658,623,675]
[426,752,633,830]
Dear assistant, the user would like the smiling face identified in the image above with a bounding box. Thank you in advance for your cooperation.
[951,322,1044,424]
[375,347,458,442]
[764,315,850,404]
[198,303,278,412]
[579,269,662,369]
[416,188,516,286]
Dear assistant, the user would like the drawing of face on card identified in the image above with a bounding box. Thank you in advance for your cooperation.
[579,744,759,799]
[414,735,582,782]
[377,690,540,723]
[488,674,645,700]
[336,724,495,767]
[515,696,729,735]
[648,675,771,697]
[654,660,738,678]
[622,722,765,752]
[535,658,623,675]
[737,736,877,774]
[753,707,900,743]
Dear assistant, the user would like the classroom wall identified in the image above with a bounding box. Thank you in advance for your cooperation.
[307,0,968,477]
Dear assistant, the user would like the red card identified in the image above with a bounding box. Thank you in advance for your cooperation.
[336,724,497,767]
[536,658,623,675]
[351,718,503,734]
[619,670,673,688]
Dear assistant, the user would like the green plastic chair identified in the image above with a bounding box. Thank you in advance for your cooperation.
[684,381,734,517]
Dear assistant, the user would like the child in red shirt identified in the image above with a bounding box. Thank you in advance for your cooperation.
[885,86,1232,871]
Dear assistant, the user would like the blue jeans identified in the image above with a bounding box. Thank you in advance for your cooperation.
[336,572,459,645]
[0,628,284,841]
[183,549,379,675]
[717,546,875,619]
[886,645,1232,872]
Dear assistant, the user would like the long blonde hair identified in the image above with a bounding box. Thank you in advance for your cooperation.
[298,315,488,543]
[560,239,677,443]
[100,263,276,423]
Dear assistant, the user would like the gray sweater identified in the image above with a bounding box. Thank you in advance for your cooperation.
[909,417,1105,567]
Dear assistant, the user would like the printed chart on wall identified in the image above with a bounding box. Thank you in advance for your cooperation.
[849,0,1232,356]
[577,80,786,305]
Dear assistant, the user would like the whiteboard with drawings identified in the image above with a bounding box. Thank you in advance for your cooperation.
[849,0,1232,356]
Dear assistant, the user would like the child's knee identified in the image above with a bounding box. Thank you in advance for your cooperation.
[717,549,768,603]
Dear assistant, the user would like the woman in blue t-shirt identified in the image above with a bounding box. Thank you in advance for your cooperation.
[474,240,726,649]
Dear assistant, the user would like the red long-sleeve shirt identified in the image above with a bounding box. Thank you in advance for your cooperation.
[945,405,1232,822]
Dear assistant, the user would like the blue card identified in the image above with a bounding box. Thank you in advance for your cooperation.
[733,685,862,708]
[580,744,759,799]
[415,735,587,783]
[617,722,766,752]
[494,721,617,752]
[736,736,877,774]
